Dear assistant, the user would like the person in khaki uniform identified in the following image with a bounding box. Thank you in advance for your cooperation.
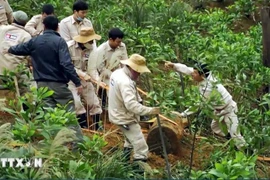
[0,11,31,95]
[109,54,160,165]
[68,27,103,130]
[0,0,12,25]
[59,0,95,46]
[25,4,54,37]
[88,28,128,109]
[89,28,128,86]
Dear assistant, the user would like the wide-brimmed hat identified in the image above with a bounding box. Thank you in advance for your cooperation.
[120,54,151,73]
[73,27,101,43]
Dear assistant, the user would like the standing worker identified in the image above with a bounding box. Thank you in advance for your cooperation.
[7,15,82,112]
[7,16,84,140]
[25,4,55,37]
[109,54,160,170]
[59,0,94,44]
[67,27,103,130]
[88,27,128,109]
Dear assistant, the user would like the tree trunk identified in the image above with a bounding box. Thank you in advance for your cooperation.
[261,7,270,67]
[147,118,184,156]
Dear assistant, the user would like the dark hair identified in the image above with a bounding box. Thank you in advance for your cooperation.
[73,0,88,11]
[13,19,25,27]
[43,16,59,31]
[42,4,54,15]
[108,28,124,40]
[194,62,210,77]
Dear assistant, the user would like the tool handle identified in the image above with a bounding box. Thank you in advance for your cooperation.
[156,114,172,179]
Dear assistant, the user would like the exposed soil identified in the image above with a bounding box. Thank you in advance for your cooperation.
[0,111,15,125]
[83,118,214,173]
[1,105,269,178]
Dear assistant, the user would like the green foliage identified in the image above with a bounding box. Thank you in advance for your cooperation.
[228,0,256,17]
[208,151,257,179]
[79,135,107,158]
[93,150,136,179]
[0,86,136,179]
[171,161,190,179]
[187,151,258,179]
[5,0,270,178]
[0,64,31,92]
[170,150,257,179]
[9,0,73,19]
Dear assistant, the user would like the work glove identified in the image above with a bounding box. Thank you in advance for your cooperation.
[171,111,187,118]
[139,101,149,121]
[164,61,174,69]
[149,107,160,115]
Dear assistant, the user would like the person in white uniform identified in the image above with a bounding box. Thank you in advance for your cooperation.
[109,54,160,164]
[165,61,246,149]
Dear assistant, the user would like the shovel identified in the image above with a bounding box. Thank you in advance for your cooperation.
[156,113,172,179]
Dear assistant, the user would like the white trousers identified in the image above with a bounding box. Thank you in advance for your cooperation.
[68,80,102,115]
[119,123,148,160]
[211,102,246,149]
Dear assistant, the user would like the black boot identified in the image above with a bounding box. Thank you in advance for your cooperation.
[77,113,88,128]
[225,133,231,140]
[92,114,102,131]
[123,147,132,163]
[98,88,107,109]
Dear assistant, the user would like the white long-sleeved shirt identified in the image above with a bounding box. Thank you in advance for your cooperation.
[173,63,235,113]
[108,66,152,125]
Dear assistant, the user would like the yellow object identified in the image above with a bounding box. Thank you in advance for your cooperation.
[142,117,157,123]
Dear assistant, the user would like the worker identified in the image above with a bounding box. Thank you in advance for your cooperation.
[109,54,160,172]
[0,10,31,95]
[165,61,246,150]
[88,27,128,110]
[67,27,103,130]
[7,15,83,140]
[59,0,94,44]
[25,4,54,37]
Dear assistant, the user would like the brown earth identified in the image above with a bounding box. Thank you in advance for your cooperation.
[1,104,269,178]
[0,111,15,125]
[83,119,213,172]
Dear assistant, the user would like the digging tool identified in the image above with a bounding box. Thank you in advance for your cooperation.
[156,114,172,179]
[13,76,23,110]
[90,78,177,125]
